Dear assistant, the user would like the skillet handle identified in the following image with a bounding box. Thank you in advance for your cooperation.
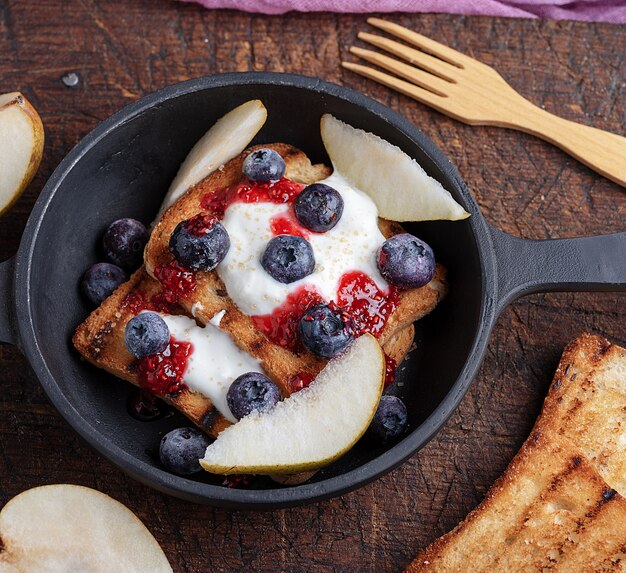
[488,225,626,315]
[0,257,17,346]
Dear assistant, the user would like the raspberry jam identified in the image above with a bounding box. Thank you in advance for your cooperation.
[336,271,399,337]
[154,260,196,299]
[123,289,178,315]
[201,178,305,218]
[252,271,397,350]
[384,354,397,388]
[252,286,324,349]
[289,372,315,393]
[150,291,179,314]
[270,212,309,239]
[185,213,218,237]
[122,289,147,314]
[137,336,192,396]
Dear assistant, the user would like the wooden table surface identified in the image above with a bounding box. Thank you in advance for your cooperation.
[1,1,624,571]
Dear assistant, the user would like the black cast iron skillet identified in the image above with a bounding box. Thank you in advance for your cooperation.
[1,73,624,509]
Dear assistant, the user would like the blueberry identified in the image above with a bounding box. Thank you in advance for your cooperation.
[261,235,315,284]
[242,148,286,182]
[81,262,127,306]
[298,304,353,358]
[159,427,211,475]
[125,312,170,358]
[377,233,435,289]
[294,183,344,232]
[227,372,281,420]
[102,218,148,270]
[368,395,408,443]
[169,214,230,272]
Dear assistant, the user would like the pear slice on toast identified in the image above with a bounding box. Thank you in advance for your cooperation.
[200,334,385,475]
[156,99,267,220]
[321,114,469,222]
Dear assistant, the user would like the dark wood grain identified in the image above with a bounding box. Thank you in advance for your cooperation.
[0,1,624,571]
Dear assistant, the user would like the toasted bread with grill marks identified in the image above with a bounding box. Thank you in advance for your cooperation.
[407,334,626,573]
[73,270,226,436]
[73,269,416,437]
[537,334,626,495]
[144,143,447,394]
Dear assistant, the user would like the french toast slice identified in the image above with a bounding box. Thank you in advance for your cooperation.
[143,143,447,395]
[73,269,416,437]
[406,334,626,572]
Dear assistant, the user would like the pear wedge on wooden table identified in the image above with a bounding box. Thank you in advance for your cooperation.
[0,484,172,573]
[0,92,44,216]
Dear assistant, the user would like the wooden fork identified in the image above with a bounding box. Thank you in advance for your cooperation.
[343,18,626,188]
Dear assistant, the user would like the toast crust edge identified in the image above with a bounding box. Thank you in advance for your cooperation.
[406,333,626,572]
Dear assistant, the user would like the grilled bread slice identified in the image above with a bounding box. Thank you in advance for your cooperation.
[537,334,626,495]
[73,269,416,437]
[72,269,228,436]
[143,143,447,396]
[407,334,626,572]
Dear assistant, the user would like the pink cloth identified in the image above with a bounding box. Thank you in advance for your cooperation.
[179,0,626,23]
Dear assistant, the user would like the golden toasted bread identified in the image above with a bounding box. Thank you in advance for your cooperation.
[538,334,626,495]
[73,269,416,437]
[406,334,626,572]
[73,270,226,436]
[144,143,447,395]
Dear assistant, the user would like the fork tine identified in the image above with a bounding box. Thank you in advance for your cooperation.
[342,62,448,111]
[367,17,470,68]
[358,32,459,82]
[349,47,450,97]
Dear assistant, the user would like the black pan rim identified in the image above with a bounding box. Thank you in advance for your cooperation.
[12,72,497,508]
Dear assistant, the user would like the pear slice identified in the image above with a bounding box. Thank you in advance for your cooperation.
[201,334,385,475]
[0,485,172,573]
[0,92,44,217]
[155,99,267,220]
[320,114,469,222]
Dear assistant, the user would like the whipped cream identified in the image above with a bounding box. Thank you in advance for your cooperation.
[216,172,389,316]
[159,313,263,423]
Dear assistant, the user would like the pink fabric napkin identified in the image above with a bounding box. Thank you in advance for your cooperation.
[179,0,626,23]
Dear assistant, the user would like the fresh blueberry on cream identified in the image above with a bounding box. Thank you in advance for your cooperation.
[261,235,315,284]
[226,372,281,420]
[294,183,344,232]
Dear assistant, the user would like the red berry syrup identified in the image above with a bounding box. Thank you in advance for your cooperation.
[154,260,196,300]
[185,213,219,237]
[252,286,324,350]
[336,271,399,338]
[122,288,178,316]
[201,178,305,219]
[137,337,192,396]
[270,212,309,239]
